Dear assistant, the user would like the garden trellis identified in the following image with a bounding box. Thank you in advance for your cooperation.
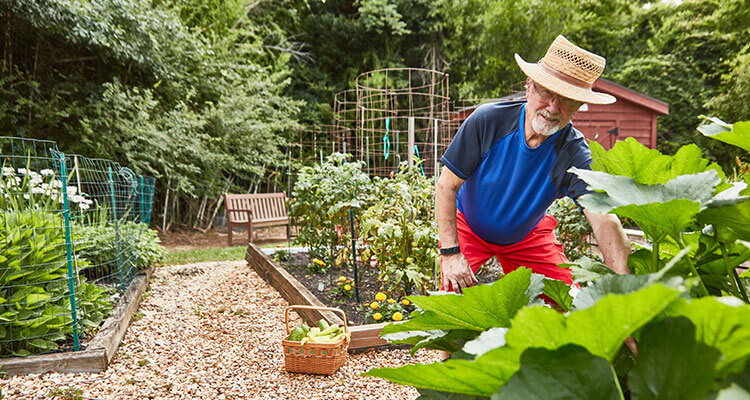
[0,137,157,357]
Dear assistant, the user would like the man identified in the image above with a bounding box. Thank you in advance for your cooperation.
[437,35,631,293]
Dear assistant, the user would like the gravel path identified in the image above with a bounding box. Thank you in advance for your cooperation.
[2,261,439,399]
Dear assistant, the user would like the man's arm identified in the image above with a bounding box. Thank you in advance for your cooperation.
[436,167,477,292]
[583,209,631,274]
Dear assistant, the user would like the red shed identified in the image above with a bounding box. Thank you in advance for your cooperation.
[450,79,669,150]
[573,79,668,150]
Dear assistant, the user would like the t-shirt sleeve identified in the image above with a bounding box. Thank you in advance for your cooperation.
[564,144,594,200]
[441,108,486,180]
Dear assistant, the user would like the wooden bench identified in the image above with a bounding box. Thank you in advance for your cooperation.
[223,192,290,246]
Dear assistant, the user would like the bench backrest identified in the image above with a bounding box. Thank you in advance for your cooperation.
[224,192,287,223]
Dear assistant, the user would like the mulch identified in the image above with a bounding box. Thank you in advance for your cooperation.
[1,261,439,399]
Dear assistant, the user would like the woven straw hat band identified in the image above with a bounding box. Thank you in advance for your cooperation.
[539,36,605,87]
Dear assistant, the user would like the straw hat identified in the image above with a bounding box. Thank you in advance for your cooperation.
[515,35,616,105]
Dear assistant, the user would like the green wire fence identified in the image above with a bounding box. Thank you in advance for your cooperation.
[0,137,157,357]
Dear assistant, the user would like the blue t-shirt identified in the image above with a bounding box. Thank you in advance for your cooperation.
[441,101,593,245]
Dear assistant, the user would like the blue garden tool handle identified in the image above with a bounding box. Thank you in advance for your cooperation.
[383,117,391,160]
[413,144,426,176]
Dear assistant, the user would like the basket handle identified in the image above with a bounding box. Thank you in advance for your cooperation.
[285,305,348,335]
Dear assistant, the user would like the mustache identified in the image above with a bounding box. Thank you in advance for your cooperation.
[537,110,562,122]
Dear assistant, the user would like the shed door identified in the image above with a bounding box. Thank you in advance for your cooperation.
[575,122,617,150]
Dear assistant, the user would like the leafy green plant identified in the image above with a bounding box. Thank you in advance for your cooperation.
[547,197,596,261]
[289,153,372,264]
[359,160,438,297]
[567,120,750,302]
[365,267,750,399]
[0,211,113,356]
[75,220,165,272]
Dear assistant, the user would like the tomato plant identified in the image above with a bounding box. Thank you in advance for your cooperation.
[359,160,438,297]
[288,153,372,266]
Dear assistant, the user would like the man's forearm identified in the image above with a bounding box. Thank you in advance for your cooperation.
[436,168,463,248]
[585,210,631,274]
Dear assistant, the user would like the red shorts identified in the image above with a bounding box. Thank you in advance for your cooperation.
[441,211,572,291]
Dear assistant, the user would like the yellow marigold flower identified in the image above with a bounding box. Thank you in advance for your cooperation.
[339,276,347,282]
[312,258,326,266]
[346,280,351,284]
[392,312,403,321]
[337,282,343,287]
[344,284,351,291]
[370,302,379,310]
[388,299,396,304]
[373,313,382,321]
[402,299,410,306]
[375,292,387,301]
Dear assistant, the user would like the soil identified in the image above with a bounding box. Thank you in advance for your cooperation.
[276,251,504,326]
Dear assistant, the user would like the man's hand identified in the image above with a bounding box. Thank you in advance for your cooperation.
[441,253,477,293]
[584,209,631,274]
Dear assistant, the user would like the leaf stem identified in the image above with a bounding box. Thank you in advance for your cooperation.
[652,233,666,273]
[720,242,750,303]
[678,237,710,297]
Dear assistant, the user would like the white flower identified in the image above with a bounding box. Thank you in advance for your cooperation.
[70,194,85,203]
[40,169,54,176]
[17,168,28,175]
[84,198,94,205]
[66,186,77,196]
[31,187,44,194]
[53,180,63,188]
[79,203,90,210]
[41,183,49,190]
[22,193,30,199]
[2,167,14,176]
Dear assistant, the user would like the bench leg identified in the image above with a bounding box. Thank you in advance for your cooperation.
[248,220,253,244]
[228,224,233,246]
[286,223,291,248]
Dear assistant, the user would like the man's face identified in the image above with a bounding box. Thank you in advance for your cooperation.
[525,79,582,136]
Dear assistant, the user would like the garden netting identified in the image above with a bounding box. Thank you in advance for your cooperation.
[0,137,157,357]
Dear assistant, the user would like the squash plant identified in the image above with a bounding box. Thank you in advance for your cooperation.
[359,160,438,296]
[288,153,373,265]
[568,118,750,302]
[365,267,750,399]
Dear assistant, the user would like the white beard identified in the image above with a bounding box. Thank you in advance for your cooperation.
[531,110,563,136]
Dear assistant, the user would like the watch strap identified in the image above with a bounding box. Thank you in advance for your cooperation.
[440,246,461,255]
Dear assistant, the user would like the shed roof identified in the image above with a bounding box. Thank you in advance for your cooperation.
[593,78,669,115]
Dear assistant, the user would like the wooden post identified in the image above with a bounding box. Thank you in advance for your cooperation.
[407,117,415,169]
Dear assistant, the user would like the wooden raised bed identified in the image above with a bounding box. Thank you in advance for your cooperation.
[0,267,154,375]
[245,244,389,350]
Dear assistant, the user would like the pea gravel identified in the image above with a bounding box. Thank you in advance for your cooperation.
[1,261,440,399]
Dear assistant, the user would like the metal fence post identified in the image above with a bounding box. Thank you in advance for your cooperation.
[140,175,144,223]
[58,153,80,351]
[109,167,127,293]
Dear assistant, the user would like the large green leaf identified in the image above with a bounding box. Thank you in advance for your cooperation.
[463,327,508,358]
[417,389,490,400]
[492,345,622,400]
[668,296,750,376]
[561,257,615,284]
[541,279,573,311]
[698,197,750,242]
[565,284,682,361]
[572,169,720,239]
[383,268,534,334]
[589,138,721,184]
[572,274,652,310]
[628,317,720,400]
[698,119,750,153]
[364,358,517,397]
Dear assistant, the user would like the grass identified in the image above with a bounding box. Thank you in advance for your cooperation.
[163,241,289,265]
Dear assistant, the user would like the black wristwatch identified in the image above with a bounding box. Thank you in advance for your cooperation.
[440,246,461,256]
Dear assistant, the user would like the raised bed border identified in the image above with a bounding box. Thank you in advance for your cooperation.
[245,243,389,350]
[1,267,154,375]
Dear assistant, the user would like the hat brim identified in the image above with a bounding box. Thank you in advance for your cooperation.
[515,54,616,105]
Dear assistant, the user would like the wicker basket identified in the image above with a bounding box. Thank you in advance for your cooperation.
[282,305,349,375]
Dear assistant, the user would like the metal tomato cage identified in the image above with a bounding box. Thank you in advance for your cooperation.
[351,68,452,178]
